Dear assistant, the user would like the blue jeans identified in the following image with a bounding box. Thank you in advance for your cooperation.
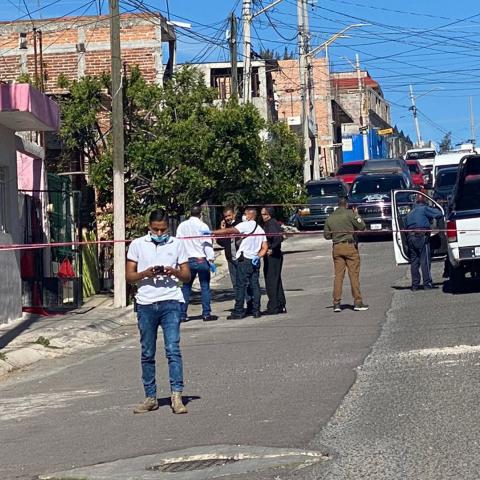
[137,301,184,397]
[233,258,261,315]
[407,234,432,287]
[228,259,252,305]
[181,258,211,318]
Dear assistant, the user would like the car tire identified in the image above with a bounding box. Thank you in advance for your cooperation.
[448,261,465,293]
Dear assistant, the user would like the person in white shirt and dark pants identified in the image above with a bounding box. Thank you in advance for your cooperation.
[126,209,191,414]
[210,207,268,319]
[176,205,216,322]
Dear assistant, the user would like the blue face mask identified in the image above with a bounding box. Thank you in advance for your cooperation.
[150,232,170,245]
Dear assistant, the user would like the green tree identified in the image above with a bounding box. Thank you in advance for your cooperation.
[57,66,304,235]
[259,48,279,60]
[439,131,452,153]
[257,121,304,217]
[55,75,108,173]
[282,47,295,60]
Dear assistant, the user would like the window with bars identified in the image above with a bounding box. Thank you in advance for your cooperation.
[0,167,8,234]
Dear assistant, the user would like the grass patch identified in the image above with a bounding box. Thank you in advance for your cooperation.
[0,351,7,361]
[34,336,61,349]
[35,336,51,348]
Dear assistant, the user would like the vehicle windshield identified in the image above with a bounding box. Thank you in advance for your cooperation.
[307,183,344,197]
[350,176,404,197]
[406,151,436,160]
[436,170,457,188]
[408,163,420,174]
[337,164,363,175]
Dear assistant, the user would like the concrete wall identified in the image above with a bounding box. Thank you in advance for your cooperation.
[0,124,22,323]
[190,61,275,121]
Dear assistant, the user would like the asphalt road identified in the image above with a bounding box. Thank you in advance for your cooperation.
[1,235,479,479]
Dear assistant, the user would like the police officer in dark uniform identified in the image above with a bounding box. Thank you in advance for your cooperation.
[261,207,287,315]
[324,196,368,312]
[404,195,443,291]
[216,207,241,288]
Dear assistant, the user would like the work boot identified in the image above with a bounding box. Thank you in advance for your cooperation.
[171,392,188,414]
[133,397,158,414]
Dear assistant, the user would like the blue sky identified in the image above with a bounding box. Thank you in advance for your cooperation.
[4,0,480,147]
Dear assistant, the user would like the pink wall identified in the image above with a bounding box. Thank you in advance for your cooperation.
[0,84,59,131]
[17,152,44,197]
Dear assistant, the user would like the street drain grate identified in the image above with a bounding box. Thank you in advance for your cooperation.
[149,457,239,473]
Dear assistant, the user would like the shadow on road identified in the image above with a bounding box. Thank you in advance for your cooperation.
[0,315,42,350]
[391,282,443,291]
[283,249,316,255]
[358,233,393,243]
[157,395,201,408]
[442,277,480,295]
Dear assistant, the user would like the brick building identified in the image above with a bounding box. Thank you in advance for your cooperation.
[273,58,352,175]
[0,13,176,92]
[331,71,412,161]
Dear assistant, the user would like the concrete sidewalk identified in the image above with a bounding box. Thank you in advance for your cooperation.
[0,254,230,380]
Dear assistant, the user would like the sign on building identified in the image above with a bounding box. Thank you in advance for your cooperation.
[342,137,353,152]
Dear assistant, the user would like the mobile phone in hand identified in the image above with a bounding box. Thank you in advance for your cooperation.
[153,265,164,275]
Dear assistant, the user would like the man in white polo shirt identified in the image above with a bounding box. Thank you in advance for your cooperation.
[210,207,268,319]
[176,205,216,322]
[126,209,191,414]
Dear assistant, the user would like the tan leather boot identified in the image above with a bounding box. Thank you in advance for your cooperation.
[133,397,158,414]
[171,391,188,414]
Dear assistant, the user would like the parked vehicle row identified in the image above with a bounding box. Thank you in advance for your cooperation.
[295,157,416,231]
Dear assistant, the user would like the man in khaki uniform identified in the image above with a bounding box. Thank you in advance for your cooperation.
[323,197,369,312]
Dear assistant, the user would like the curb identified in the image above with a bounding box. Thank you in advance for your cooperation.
[0,252,231,381]
[0,306,136,380]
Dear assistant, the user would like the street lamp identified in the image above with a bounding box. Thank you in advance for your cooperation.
[308,24,370,61]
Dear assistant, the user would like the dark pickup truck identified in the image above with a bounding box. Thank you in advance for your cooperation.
[348,172,411,232]
[295,179,349,229]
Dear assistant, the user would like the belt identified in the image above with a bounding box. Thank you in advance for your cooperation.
[408,231,427,236]
[334,240,355,245]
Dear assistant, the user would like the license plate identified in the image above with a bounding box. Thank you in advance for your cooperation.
[475,247,480,257]
[370,224,382,230]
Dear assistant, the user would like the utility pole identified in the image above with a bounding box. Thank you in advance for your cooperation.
[109,0,127,308]
[242,0,284,103]
[469,96,476,146]
[297,0,311,182]
[242,0,252,103]
[229,13,238,99]
[33,28,38,88]
[409,84,422,147]
[303,2,320,179]
[356,54,369,160]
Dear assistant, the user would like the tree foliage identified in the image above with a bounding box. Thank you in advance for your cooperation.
[259,47,296,60]
[439,131,452,153]
[57,66,303,235]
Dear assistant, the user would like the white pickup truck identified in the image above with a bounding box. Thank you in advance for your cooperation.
[444,154,480,290]
[391,154,480,293]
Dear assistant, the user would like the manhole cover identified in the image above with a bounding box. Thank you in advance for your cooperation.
[148,457,239,473]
